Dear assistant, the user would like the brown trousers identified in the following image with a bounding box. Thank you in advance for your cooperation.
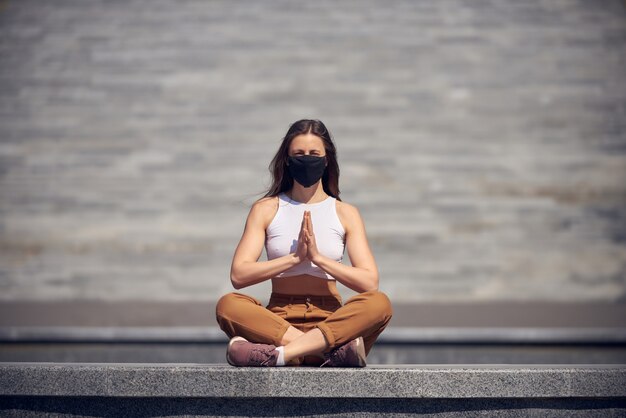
[215,289,393,366]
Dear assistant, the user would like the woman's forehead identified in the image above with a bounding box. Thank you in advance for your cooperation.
[289,133,324,150]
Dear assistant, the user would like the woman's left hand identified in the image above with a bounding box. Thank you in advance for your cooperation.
[303,210,321,263]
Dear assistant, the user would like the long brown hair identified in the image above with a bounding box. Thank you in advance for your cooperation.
[263,119,341,201]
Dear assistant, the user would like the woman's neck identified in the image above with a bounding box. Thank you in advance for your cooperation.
[287,182,328,204]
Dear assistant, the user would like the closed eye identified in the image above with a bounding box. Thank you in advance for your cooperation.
[292,150,323,156]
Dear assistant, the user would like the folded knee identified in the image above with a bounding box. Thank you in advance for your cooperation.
[215,292,243,318]
[361,290,393,322]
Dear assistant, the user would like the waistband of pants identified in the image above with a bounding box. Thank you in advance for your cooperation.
[269,292,342,305]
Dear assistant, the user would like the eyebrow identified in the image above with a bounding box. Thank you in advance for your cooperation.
[292,149,322,153]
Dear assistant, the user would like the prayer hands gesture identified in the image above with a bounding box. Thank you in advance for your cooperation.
[294,210,320,264]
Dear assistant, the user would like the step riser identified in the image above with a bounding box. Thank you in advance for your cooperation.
[2,396,626,418]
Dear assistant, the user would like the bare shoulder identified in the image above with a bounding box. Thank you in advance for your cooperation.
[249,195,279,228]
[335,199,362,231]
[336,199,359,216]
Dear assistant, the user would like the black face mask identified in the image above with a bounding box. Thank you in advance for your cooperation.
[287,155,327,187]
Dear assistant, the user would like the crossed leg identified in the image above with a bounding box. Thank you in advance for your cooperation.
[216,290,393,365]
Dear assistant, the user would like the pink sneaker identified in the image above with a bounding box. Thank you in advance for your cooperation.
[320,336,367,367]
[226,336,279,367]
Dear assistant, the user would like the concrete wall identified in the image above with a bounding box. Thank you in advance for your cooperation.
[0,0,625,304]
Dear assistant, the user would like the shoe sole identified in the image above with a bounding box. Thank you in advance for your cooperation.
[227,336,248,366]
[355,336,367,367]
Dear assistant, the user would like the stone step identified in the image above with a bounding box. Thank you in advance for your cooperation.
[1,363,625,417]
[1,326,626,365]
[2,342,626,365]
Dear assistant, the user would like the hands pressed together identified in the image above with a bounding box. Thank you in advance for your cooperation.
[294,210,321,264]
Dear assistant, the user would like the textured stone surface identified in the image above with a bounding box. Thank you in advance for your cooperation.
[0,0,625,304]
[1,363,625,398]
[1,363,625,416]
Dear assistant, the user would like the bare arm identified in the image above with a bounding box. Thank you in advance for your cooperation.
[229,198,306,289]
[303,203,379,293]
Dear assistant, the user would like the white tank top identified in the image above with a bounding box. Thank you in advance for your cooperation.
[265,192,346,280]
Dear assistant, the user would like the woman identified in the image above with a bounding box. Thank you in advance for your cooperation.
[215,119,393,367]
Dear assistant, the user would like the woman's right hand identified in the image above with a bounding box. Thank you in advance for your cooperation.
[293,211,308,263]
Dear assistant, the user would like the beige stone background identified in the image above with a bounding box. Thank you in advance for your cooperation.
[0,0,625,309]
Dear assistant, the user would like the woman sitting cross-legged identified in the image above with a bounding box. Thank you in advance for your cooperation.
[215,118,393,367]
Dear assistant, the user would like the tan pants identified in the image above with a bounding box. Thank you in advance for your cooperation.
[215,289,393,366]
